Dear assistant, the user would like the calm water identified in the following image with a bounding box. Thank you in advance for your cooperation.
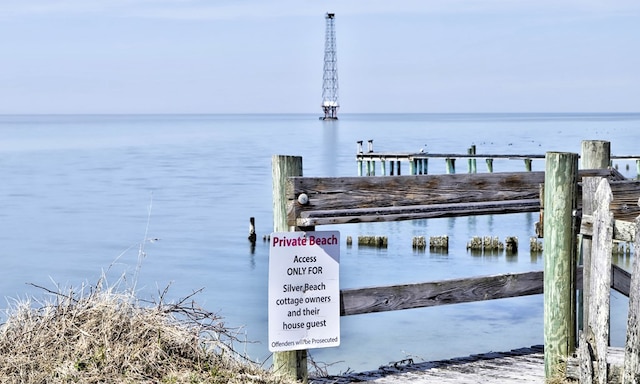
[0,113,638,374]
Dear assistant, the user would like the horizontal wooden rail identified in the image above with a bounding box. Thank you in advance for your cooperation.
[297,199,540,226]
[287,169,624,227]
[581,215,637,242]
[339,265,631,317]
[356,153,546,160]
[340,271,543,316]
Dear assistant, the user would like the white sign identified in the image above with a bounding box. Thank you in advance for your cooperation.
[268,231,340,352]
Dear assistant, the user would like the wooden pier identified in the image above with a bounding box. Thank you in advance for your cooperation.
[355,139,640,177]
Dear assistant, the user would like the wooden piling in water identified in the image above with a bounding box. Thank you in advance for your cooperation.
[486,158,494,173]
[358,235,388,248]
[429,235,449,251]
[467,146,477,173]
[412,236,426,250]
[248,217,257,243]
[529,237,543,253]
[271,155,308,383]
[543,151,578,379]
[505,236,518,253]
[445,158,456,174]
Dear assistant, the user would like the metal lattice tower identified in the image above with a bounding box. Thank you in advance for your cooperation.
[321,12,339,120]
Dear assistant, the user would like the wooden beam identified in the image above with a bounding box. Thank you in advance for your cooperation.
[543,151,578,378]
[623,216,640,382]
[336,264,626,318]
[287,169,621,226]
[339,271,544,316]
[580,215,636,242]
[589,178,614,384]
[612,264,631,297]
[578,180,640,222]
[296,199,540,226]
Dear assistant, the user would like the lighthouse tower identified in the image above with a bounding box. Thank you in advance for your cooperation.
[321,13,339,120]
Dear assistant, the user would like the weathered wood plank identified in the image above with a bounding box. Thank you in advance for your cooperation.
[287,169,627,226]
[580,177,602,340]
[589,178,614,384]
[311,346,546,384]
[612,264,631,297]
[336,264,624,318]
[623,216,640,383]
[291,172,545,210]
[339,271,544,316]
[580,215,637,242]
[578,332,593,384]
[296,199,540,226]
[566,346,625,383]
[595,180,640,221]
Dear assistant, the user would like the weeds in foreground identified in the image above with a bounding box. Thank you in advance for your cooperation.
[0,277,294,384]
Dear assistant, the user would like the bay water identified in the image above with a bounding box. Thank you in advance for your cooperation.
[0,113,638,374]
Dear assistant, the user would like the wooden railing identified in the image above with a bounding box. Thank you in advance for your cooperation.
[271,139,640,383]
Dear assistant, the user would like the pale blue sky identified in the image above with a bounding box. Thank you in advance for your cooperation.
[1,1,638,114]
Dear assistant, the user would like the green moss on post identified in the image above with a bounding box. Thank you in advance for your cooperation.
[543,151,578,379]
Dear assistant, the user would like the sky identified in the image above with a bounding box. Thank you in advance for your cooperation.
[0,0,638,114]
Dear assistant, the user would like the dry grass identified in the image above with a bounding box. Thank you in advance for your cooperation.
[0,279,294,384]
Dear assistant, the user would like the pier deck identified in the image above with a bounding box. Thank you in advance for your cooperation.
[310,345,545,384]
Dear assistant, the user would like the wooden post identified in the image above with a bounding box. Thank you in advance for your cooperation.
[271,155,308,383]
[445,158,456,174]
[579,141,611,334]
[623,215,640,383]
[390,160,395,176]
[588,179,613,384]
[471,145,477,173]
[636,159,640,179]
[544,151,578,379]
[409,158,416,175]
[381,159,386,176]
[581,140,611,169]
[486,158,494,173]
[397,160,401,175]
[248,217,257,243]
[423,158,429,175]
[524,158,532,172]
[356,141,363,177]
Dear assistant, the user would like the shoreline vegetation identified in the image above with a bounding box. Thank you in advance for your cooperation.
[0,275,296,384]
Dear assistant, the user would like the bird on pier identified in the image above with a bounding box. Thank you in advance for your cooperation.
[419,144,427,153]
